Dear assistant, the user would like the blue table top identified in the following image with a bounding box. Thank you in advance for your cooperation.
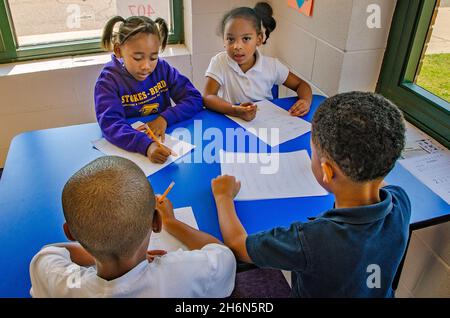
[0,96,448,297]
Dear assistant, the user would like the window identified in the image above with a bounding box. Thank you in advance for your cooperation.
[377,0,449,148]
[0,0,183,63]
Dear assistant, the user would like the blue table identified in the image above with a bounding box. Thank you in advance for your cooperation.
[0,96,448,297]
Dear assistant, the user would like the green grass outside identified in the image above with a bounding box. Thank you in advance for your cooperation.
[416,53,450,102]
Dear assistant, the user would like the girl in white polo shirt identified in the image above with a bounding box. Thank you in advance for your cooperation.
[203,2,312,122]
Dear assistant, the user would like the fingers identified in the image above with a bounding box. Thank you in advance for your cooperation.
[213,174,237,184]
[289,109,300,116]
[159,143,177,157]
[221,174,235,181]
[240,102,256,107]
[297,108,309,117]
[156,198,164,207]
[146,119,166,142]
[147,250,167,256]
[155,195,167,211]
[149,143,173,163]
[288,104,299,115]
[239,105,257,121]
[155,195,162,207]
[151,153,166,164]
[147,250,167,263]
[248,107,257,116]
[158,144,172,156]
[236,180,241,192]
[244,113,256,121]
[152,127,164,142]
[151,153,168,164]
[154,194,174,223]
[155,194,172,207]
[155,145,171,158]
[289,101,309,117]
[247,112,257,121]
[153,129,164,142]
[244,105,257,112]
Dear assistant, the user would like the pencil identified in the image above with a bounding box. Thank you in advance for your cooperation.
[232,104,260,111]
[145,126,178,157]
[145,126,162,145]
[159,181,175,203]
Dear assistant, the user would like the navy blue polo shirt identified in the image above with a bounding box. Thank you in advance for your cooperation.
[246,185,411,298]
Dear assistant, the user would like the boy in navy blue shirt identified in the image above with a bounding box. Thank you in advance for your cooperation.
[211,91,411,297]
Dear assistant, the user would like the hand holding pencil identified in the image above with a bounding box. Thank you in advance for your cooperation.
[146,116,167,142]
[144,126,178,157]
[134,122,174,164]
[232,102,258,122]
[155,181,176,223]
[137,123,177,163]
[146,142,172,164]
[144,124,178,157]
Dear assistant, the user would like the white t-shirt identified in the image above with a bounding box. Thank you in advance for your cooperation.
[29,244,236,298]
[205,50,289,105]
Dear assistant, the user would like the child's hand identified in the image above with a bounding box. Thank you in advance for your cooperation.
[147,142,171,164]
[146,116,167,142]
[233,102,257,121]
[155,195,175,223]
[289,98,311,117]
[211,175,241,199]
[147,250,167,263]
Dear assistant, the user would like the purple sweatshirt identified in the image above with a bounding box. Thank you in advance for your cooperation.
[95,54,203,155]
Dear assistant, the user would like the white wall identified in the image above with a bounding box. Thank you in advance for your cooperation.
[270,0,397,97]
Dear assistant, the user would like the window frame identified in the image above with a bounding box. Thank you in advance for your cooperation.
[0,0,183,64]
[377,0,450,148]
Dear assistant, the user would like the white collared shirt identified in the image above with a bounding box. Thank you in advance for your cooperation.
[205,50,289,104]
[29,244,236,298]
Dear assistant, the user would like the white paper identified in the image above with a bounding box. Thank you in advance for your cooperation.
[225,100,311,147]
[402,122,447,159]
[220,149,328,201]
[92,122,195,176]
[400,152,450,204]
[149,207,198,252]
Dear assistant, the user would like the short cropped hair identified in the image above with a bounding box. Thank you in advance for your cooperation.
[62,156,155,261]
[312,92,406,182]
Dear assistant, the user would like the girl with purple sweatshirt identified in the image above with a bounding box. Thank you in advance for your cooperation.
[95,16,203,164]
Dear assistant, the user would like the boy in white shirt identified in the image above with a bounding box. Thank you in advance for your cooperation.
[29,156,236,297]
[204,2,313,122]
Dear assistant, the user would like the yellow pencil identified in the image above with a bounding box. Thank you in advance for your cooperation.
[145,126,162,145]
[145,126,178,157]
[159,181,175,203]
[232,104,260,111]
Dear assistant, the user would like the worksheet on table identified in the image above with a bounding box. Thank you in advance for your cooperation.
[220,149,328,201]
[92,121,195,176]
[149,207,198,252]
[400,151,450,205]
[225,100,311,147]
